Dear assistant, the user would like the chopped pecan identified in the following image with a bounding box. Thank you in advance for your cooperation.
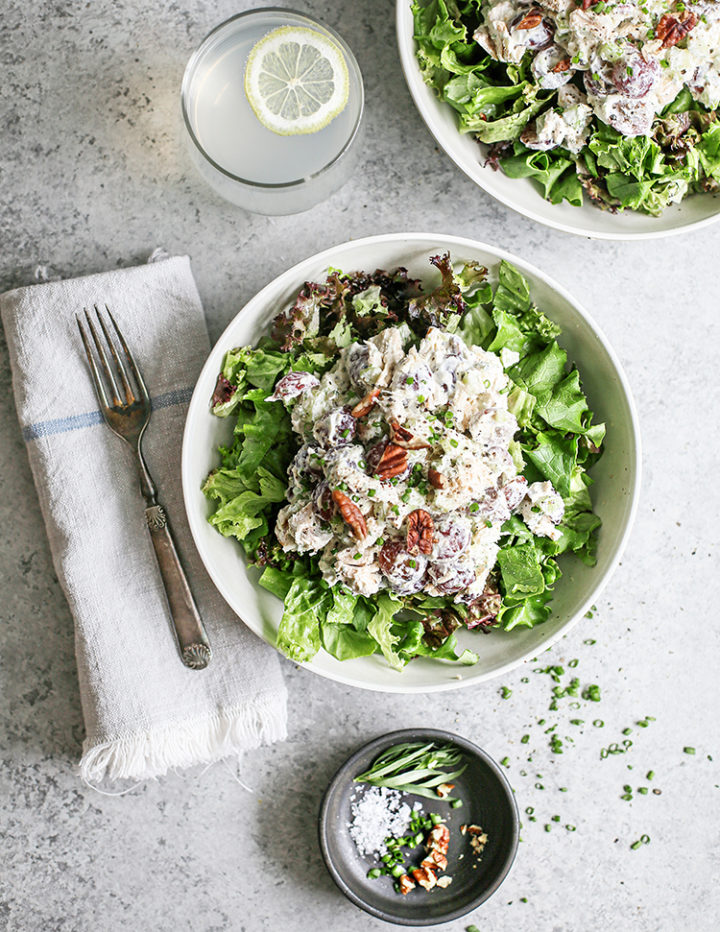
[398,874,415,896]
[655,11,696,48]
[551,57,571,73]
[350,386,380,418]
[422,850,448,872]
[581,0,600,9]
[515,8,543,29]
[374,442,408,480]
[427,823,450,854]
[331,489,367,540]
[407,509,434,555]
[389,418,433,450]
[427,467,446,489]
[436,782,455,799]
[411,866,437,891]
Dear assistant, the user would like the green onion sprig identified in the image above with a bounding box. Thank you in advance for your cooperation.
[354,741,467,801]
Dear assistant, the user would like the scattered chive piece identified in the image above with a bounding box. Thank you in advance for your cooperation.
[535,782,544,790]
[641,834,650,844]
[551,815,560,822]
[638,787,648,795]
[646,770,655,781]
[521,734,530,744]
[559,787,568,792]
[451,799,463,809]
[544,824,551,832]
[568,659,579,668]
[622,727,632,735]
[367,868,382,879]
[500,686,512,699]
[520,897,528,903]
[566,824,576,831]
[630,840,642,850]
[500,757,510,768]
[525,806,534,815]
[684,747,696,755]
[593,719,604,728]
[584,638,596,645]
[570,719,584,726]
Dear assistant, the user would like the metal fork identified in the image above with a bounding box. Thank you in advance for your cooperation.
[77,305,211,670]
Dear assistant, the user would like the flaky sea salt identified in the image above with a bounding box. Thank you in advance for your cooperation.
[348,786,414,858]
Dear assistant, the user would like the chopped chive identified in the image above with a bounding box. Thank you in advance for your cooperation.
[638,787,648,795]
[646,770,655,781]
[521,734,530,744]
[499,686,512,699]
[500,757,510,768]
[367,868,382,879]
[566,824,576,831]
[683,746,696,755]
[451,798,463,809]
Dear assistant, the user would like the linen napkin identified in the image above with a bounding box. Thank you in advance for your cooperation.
[1,253,288,783]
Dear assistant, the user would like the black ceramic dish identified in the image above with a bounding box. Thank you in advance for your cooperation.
[318,728,519,926]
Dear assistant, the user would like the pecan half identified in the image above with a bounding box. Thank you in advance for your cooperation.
[515,9,543,29]
[331,489,367,540]
[655,11,696,48]
[407,509,434,555]
[427,467,446,489]
[581,0,600,9]
[350,386,380,419]
[374,442,408,480]
[389,418,432,451]
[551,57,571,73]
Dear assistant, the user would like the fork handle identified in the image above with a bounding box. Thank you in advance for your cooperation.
[145,503,212,670]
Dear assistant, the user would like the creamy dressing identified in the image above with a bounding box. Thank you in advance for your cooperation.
[271,322,564,600]
[474,1,720,144]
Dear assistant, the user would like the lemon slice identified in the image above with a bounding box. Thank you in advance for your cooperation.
[244,26,350,136]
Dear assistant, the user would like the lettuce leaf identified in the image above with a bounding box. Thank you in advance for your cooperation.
[276,577,331,663]
[367,593,405,671]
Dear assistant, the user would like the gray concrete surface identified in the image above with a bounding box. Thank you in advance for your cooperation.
[1,1,718,930]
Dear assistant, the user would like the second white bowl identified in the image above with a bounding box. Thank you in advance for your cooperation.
[396,1,720,240]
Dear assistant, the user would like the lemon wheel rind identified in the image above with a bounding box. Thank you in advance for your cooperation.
[244,26,350,136]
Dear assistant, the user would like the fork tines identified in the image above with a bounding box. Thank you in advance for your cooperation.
[76,305,148,410]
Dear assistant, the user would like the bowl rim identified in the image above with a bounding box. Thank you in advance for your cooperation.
[181,231,642,693]
[317,727,520,925]
[394,0,720,241]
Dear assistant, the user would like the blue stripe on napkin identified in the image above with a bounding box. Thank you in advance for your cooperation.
[22,387,196,442]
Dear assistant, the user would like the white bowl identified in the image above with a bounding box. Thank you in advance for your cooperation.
[182,233,641,692]
[396,2,720,240]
